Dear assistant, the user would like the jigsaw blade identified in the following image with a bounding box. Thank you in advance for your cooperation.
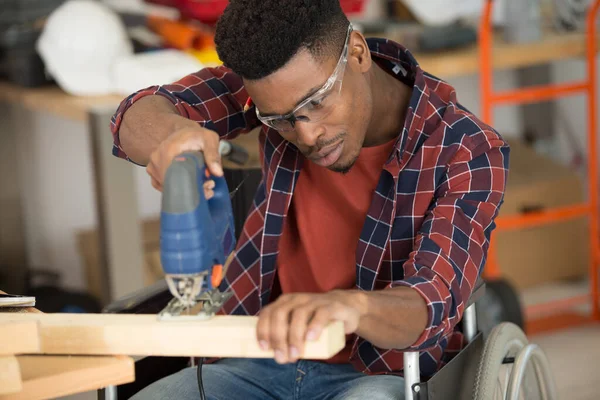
[158,287,234,321]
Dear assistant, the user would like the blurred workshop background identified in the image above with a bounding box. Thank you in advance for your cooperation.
[0,0,599,398]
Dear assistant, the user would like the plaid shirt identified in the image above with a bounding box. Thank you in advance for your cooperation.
[110,38,509,378]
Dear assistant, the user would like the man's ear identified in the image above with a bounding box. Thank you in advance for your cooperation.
[349,31,371,73]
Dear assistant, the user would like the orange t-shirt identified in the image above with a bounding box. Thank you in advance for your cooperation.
[273,137,397,363]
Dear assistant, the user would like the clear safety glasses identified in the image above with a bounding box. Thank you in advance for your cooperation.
[255,24,353,132]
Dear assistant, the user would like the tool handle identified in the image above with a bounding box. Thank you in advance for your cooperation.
[160,151,236,280]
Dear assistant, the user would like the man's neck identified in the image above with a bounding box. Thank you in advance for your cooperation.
[363,62,412,147]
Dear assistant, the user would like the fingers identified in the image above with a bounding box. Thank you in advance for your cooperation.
[270,303,292,364]
[146,127,223,191]
[203,180,215,200]
[151,177,162,192]
[147,143,171,186]
[168,128,222,177]
[256,294,359,365]
[256,305,272,353]
[196,129,224,177]
[256,295,310,364]
[146,163,162,192]
[307,302,359,338]
[287,304,316,363]
[305,305,334,344]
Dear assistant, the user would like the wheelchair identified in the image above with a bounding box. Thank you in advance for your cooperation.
[401,278,557,400]
[97,277,558,400]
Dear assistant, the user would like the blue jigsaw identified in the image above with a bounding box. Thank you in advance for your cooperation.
[157,141,247,320]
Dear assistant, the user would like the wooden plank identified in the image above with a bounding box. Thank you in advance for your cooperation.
[0,291,135,399]
[0,321,39,356]
[0,83,122,122]
[0,355,134,400]
[0,356,21,395]
[1,313,346,359]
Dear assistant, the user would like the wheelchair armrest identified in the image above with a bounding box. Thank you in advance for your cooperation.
[102,279,172,315]
[466,277,486,309]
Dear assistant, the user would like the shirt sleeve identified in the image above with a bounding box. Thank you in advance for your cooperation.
[109,65,261,162]
[391,133,510,351]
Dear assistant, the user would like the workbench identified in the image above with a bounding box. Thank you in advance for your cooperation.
[0,297,134,400]
[0,28,596,306]
[0,291,343,400]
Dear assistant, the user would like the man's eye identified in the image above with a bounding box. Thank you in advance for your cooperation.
[310,96,326,109]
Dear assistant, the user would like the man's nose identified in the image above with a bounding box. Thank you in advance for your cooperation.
[294,121,324,149]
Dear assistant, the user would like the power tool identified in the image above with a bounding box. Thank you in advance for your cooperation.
[157,140,248,321]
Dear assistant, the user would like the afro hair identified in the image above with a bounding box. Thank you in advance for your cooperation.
[214,0,350,80]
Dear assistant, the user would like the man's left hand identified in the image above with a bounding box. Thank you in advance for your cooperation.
[256,291,367,364]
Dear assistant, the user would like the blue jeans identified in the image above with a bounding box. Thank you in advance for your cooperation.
[130,358,405,399]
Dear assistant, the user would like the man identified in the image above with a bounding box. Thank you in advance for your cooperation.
[110,1,509,399]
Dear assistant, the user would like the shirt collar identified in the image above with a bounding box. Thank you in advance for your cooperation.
[367,37,431,168]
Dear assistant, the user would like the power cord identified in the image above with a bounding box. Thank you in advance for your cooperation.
[197,357,206,400]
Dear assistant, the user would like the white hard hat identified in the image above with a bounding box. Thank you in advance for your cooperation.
[113,49,204,97]
[36,0,133,96]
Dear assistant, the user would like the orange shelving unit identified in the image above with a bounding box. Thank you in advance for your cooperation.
[479,0,600,333]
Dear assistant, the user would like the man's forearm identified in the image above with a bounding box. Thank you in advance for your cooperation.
[255,285,431,364]
[351,287,429,350]
[119,95,200,165]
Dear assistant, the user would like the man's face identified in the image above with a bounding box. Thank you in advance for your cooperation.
[244,32,372,173]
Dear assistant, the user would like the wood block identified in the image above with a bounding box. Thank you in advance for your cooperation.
[0,356,21,395]
[0,290,135,400]
[0,313,346,360]
[0,355,134,400]
[0,321,40,356]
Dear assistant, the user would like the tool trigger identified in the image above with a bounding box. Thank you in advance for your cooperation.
[212,264,224,288]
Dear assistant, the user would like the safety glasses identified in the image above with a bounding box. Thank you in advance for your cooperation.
[255,24,353,132]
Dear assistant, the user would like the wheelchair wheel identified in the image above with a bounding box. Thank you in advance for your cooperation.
[476,278,524,338]
[472,322,557,400]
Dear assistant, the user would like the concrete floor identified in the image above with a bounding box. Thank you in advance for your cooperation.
[532,324,600,400]
[521,279,600,400]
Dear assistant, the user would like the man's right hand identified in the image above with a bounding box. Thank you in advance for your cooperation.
[146,126,224,192]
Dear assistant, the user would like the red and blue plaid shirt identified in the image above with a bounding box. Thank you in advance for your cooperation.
[110,38,509,378]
